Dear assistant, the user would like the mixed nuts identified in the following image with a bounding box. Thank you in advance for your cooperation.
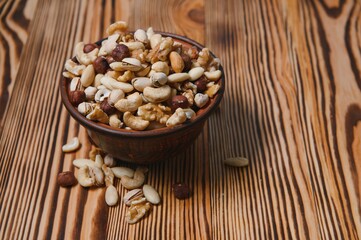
[63,21,222,131]
[60,138,160,224]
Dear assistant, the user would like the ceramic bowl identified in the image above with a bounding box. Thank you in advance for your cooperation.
[60,32,224,164]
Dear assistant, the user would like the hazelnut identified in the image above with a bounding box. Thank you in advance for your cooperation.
[106,56,116,64]
[69,90,86,106]
[171,95,189,110]
[93,56,109,74]
[100,98,116,115]
[194,76,207,92]
[172,183,191,199]
[83,43,98,53]
[111,44,130,61]
[181,53,192,72]
[57,171,77,187]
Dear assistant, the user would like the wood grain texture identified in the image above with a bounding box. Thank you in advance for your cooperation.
[0,0,39,131]
[0,0,360,239]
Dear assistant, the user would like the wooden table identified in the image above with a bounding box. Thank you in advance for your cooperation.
[1,0,360,239]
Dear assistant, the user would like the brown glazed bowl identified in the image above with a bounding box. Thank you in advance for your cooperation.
[60,32,224,164]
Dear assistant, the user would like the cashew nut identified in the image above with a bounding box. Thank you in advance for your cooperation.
[75,42,99,65]
[105,185,119,206]
[194,93,209,108]
[73,159,96,168]
[132,77,152,92]
[94,88,111,102]
[117,70,134,82]
[77,166,95,187]
[100,76,134,92]
[104,154,116,167]
[123,112,150,131]
[120,167,148,189]
[65,59,85,76]
[204,70,222,81]
[106,21,128,35]
[143,85,171,103]
[62,137,80,152]
[111,167,135,179]
[166,108,187,127]
[114,92,143,112]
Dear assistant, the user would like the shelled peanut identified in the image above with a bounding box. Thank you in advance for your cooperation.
[72,146,161,224]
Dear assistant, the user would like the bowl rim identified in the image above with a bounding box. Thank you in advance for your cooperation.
[60,32,225,138]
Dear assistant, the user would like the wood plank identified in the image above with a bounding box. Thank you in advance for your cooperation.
[0,0,39,131]
[205,0,361,239]
[0,0,360,239]
[0,0,211,239]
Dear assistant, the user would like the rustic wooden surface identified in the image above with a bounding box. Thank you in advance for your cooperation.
[0,0,360,239]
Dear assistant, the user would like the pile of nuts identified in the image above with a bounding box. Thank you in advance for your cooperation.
[59,138,161,224]
[62,21,222,130]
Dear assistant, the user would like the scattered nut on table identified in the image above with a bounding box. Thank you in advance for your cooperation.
[63,21,222,131]
[172,183,192,199]
[143,184,161,205]
[66,144,161,223]
[62,137,80,152]
[120,167,148,189]
[57,171,77,187]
